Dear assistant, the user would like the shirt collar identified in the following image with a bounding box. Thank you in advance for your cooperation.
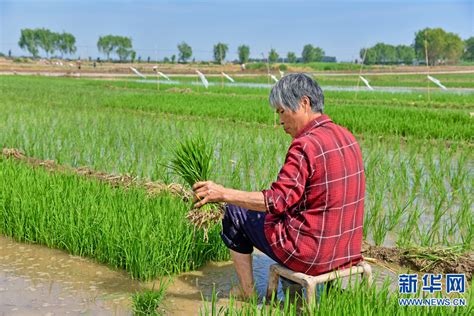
[294,114,332,139]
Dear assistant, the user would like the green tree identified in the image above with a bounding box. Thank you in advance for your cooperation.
[396,45,415,64]
[213,42,229,64]
[362,43,414,65]
[18,28,40,57]
[414,28,464,65]
[301,44,325,63]
[116,47,131,61]
[372,43,397,64]
[237,45,250,64]
[287,52,297,63]
[312,47,325,62]
[97,35,132,61]
[36,28,56,57]
[444,32,464,64]
[360,47,377,65]
[302,44,315,63]
[268,48,279,63]
[177,42,192,62]
[130,50,136,63]
[97,35,115,60]
[18,28,72,58]
[463,37,474,61]
[56,32,76,57]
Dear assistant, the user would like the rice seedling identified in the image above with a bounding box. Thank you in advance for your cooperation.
[132,278,169,315]
[168,137,224,239]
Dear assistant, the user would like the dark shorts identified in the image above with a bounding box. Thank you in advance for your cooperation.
[220,204,281,264]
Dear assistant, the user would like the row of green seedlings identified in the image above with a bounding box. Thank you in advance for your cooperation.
[2,113,472,249]
[100,88,474,140]
[0,156,228,281]
[2,75,473,140]
[363,141,473,249]
[131,137,226,315]
[5,74,474,109]
[102,76,474,110]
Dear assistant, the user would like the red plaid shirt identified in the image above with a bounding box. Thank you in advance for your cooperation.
[262,114,365,276]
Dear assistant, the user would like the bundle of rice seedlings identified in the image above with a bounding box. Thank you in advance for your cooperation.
[168,137,224,239]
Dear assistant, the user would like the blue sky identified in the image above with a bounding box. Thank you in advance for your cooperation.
[0,0,472,61]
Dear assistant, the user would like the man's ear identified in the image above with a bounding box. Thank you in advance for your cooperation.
[302,96,311,113]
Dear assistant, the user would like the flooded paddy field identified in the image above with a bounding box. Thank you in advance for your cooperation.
[0,75,472,314]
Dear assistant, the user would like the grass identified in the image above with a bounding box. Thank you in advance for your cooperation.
[132,279,169,315]
[0,156,229,280]
[200,279,473,315]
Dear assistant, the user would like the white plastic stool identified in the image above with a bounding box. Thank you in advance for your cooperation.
[266,261,373,305]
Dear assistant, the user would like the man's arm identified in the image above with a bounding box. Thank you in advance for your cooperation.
[192,181,267,212]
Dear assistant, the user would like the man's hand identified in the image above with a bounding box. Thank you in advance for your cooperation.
[192,181,226,208]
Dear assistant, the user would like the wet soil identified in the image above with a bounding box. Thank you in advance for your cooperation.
[1,148,191,200]
[362,242,473,280]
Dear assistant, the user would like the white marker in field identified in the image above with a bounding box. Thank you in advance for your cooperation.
[279,70,285,78]
[196,70,209,89]
[130,66,146,79]
[221,72,235,83]
[269,74,279,83]
[156,70,170,81]
[427,75,447,90]
[152,66,170,80]
[359,76,374,91]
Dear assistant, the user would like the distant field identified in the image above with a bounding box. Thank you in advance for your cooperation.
[143,73,474,88]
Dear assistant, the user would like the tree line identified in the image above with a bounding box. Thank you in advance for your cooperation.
[173,42,326,64]
[361,28,472,65]
[18,28,76,58]
[16,27,474,65]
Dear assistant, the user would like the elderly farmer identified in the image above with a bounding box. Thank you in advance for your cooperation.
[193,73,365,298]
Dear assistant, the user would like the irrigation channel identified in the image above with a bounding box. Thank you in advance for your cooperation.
[0,235,400,315]
[136,79,474,94]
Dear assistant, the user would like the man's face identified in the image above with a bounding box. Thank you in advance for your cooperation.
[276,100,308,138]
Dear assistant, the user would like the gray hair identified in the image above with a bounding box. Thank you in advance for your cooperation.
[269,73,324,113]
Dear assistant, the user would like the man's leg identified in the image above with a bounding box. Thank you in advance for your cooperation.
[221,204,278,298]
[230,249,255,297]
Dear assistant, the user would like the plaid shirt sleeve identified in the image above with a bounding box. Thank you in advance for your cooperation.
[262,139,310,215]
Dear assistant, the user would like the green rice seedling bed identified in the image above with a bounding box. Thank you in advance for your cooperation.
[0,75,472,251]
[0,157,229,280]
[1,76,472,140]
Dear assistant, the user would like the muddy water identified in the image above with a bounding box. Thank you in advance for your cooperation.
[0,236,398,315]
[0,236,140,315]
